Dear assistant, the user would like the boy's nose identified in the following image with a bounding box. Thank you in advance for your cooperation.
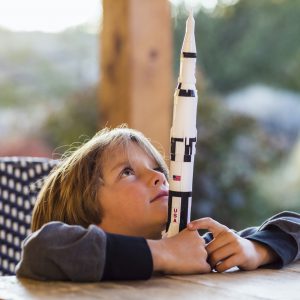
[150,169,167,187]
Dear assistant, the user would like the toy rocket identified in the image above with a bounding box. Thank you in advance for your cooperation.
[165,11,198,238]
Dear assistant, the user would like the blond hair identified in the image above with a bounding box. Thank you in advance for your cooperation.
[31,126,168,232]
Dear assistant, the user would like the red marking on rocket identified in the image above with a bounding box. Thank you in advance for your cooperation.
[173,175,181,181]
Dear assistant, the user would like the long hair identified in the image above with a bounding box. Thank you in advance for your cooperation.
[31,126,168,232]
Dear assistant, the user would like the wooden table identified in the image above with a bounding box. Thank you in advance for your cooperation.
[1,261,300,300]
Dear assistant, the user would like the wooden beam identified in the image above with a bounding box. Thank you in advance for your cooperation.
[100,0,172,153]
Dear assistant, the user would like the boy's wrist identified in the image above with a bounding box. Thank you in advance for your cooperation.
[251,240,278,267]
[147,239,166,273]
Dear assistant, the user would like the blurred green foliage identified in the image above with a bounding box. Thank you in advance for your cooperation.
[192,89,289,229]
[173,0,300,92]
[41,86,98,153]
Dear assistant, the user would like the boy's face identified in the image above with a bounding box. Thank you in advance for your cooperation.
[98,142,169,239]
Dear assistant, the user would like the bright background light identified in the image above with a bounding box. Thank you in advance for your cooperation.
[0,0,228,33]
[169,0,238,12]
[0,0,101,32]
[169,0,218,11]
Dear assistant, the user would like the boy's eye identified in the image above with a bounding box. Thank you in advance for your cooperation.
[154,166,165,174]
[120,167,135,177]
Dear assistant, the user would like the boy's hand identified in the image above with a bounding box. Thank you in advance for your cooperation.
[147,229,211,275]
[188,218,278,272]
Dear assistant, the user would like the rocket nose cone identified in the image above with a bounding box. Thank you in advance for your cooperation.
[186,11,195,32]
[182,11,196,53]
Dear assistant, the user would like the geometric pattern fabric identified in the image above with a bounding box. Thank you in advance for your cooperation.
[0,157,58,275]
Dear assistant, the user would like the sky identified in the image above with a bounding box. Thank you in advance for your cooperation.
[0,0,102,32]
[0,0,238,33]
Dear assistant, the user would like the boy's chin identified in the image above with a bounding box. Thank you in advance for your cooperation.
[154,227,167,240]
[148,223,167,240]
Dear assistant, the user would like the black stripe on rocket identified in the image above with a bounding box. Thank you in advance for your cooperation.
[166,191,192,232]
[177,83,196,97]
[183,51,197,58]
[171,137,197,162]
[177,82,196,97]
[178,89,195,97]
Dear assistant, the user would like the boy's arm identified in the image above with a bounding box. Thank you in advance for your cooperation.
[16,222,210,282]
[106,229,211,277]
[16,221,154,281]
[238,211,300,268]
[188,212,300,272]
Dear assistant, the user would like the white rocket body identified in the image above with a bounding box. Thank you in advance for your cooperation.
[166,12,198,237]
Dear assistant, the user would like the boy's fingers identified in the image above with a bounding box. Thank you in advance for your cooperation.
[188,217,228,237]
[214,255,240,273]
[208,243,236,267]
[206,230,236,254]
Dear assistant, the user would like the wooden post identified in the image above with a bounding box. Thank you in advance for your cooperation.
[100,0,172,154]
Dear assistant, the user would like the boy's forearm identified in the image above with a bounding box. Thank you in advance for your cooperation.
[237,212,300,268]
[245,227,298,268]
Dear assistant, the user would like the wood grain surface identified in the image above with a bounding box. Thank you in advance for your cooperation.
[1,261,299,300]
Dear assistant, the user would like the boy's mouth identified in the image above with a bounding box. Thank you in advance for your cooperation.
[150,190,169,203]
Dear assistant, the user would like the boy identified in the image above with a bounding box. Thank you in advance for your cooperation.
[16,127,300,281]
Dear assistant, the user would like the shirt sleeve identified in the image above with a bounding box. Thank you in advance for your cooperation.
[16,221,154,282]
[258,211,300,261]
[102,232,153,280]
[16,222,107,282]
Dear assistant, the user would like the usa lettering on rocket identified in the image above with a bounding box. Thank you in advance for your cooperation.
[165,11,198,238]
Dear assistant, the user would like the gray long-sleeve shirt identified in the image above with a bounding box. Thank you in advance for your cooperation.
[16,211,300,281]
